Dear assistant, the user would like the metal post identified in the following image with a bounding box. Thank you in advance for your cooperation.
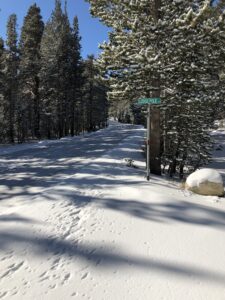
[147,104,151,181]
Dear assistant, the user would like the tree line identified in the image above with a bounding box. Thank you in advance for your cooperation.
[0,0,108,144]
[87,0,225,177]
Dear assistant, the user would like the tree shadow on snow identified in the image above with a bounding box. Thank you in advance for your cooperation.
[96,197,225,229]
[0,231,224,285]
[0,127,144,202]
[0,213,38,224]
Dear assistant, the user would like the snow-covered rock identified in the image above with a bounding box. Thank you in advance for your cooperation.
[185,168,224,196]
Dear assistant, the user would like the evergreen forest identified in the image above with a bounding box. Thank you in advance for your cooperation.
[0,0,108,144]
[1,0,225,177]
[87,0,225,177]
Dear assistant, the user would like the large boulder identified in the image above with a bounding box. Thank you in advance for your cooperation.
[185,168,224,197]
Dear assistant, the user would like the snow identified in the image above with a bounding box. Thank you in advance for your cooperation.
[0,121,225,300]
[186,168,223,187]
[0,130,106,156]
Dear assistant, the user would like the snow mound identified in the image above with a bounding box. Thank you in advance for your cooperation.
[186,169,224,197]
[186,168,223,187]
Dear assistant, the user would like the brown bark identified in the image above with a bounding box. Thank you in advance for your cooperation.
[149,0,162,175]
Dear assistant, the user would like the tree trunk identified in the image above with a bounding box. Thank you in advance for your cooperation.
[34,76,40,139]
[150,105,161,175]
[149,0,162,175]
[9,89,15,143]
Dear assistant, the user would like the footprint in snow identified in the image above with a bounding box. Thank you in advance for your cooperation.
[61,273,71,285]
[81,272,89,280]
[0,261,24,280]
[0,291,8,299]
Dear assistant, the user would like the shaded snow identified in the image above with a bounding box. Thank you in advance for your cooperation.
[0,122,225,300]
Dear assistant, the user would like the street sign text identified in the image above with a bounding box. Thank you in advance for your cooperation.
[137,98,161,105]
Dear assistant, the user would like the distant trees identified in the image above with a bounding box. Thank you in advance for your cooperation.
[4,14,18,143]
[19,4,44,141]
[0,0,108,144]
[39,0,71,139]
[0,38,5,140]
[68,16,83,136]
[82,55,108,132]
[87,0,225,177]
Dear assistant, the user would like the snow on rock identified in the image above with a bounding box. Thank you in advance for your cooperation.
[186,168,223,185]
[185,168,224,196]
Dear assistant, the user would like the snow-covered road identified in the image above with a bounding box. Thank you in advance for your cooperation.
[0,122,225,300]
[0,123,136,197]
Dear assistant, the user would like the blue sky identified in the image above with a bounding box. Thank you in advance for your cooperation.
[0,0,109,58]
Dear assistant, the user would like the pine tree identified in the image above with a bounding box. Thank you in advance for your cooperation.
[87,0,225,177]
[4,14,18,143]
[83,55,108,132]
[19,4,44,140]
[0,38,6,141]
[158,1,225,176]
[39,0,71,138]
[83,55,95,132]
[68,16,82,136]
[1,0,92,144]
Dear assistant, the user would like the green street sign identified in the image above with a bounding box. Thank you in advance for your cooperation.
[137,98,161,105]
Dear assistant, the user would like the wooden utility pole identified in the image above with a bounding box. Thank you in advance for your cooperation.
[150,0,161,176]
